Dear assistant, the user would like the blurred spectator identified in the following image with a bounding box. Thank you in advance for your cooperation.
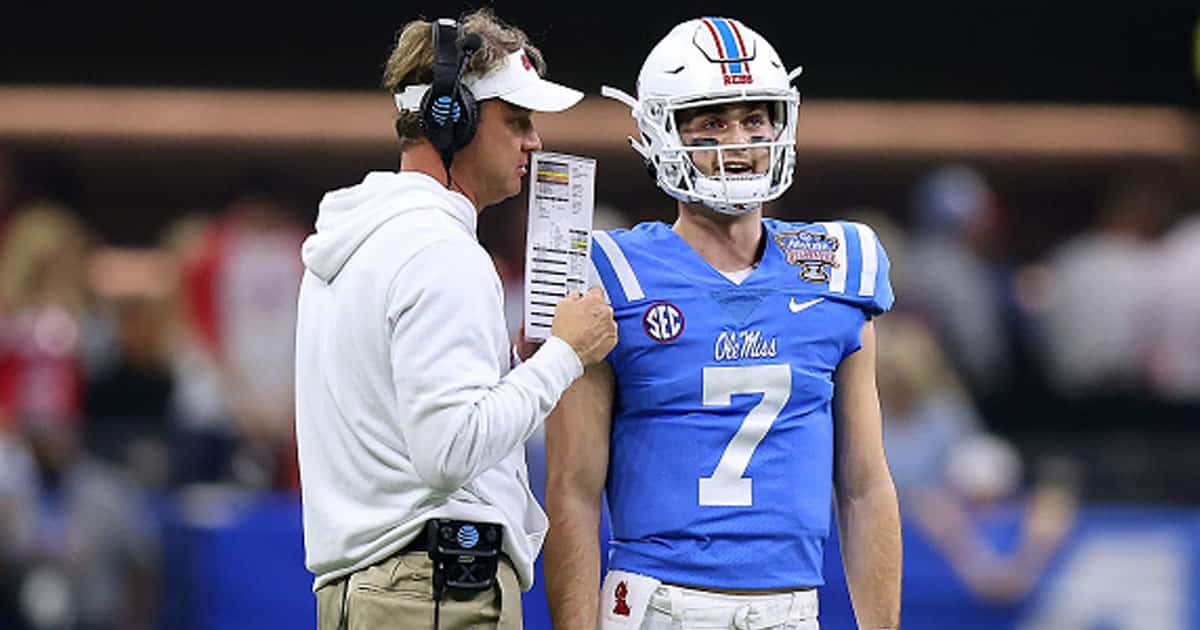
[83,294,174,490]
[0,203,92,435]
[1035,171,1173,397]
[904,165,1013,396]
[158,214,235,487]
[877,312,984,496]
[175,187,305,490]
[1142,208,1200,401]
[908,434,1080,605]
[0,202,158,629]
[0,428,35,627]
[0,410,159,630]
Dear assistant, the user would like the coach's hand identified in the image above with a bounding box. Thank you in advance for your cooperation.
[552,287,618,366]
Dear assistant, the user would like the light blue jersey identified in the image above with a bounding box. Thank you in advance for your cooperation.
[590,219,893,589]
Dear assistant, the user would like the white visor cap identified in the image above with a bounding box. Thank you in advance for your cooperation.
[396,49,583,114]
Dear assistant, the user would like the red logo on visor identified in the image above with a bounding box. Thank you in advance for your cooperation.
[520,53,533,71]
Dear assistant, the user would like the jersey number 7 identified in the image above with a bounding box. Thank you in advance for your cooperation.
[698,364,792,506]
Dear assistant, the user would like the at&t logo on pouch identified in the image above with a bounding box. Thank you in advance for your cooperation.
[456,524,479,549]
[643,302,684,342]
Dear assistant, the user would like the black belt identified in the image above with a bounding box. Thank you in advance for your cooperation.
[401,535,429,553]
[400,519,503,556]
[401,531,511,560]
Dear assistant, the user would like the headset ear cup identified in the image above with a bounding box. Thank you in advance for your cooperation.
[419,86,451,155]
[451,85,479,152]
[423,18,470,161]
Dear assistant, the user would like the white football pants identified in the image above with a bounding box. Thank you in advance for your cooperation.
[599,570,819,630]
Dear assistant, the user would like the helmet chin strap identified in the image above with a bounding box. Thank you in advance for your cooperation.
[686,142,771,215]
[705,201,762,216]
[691,174,768,215]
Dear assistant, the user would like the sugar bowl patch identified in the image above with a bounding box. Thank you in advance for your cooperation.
[774,230,839,283]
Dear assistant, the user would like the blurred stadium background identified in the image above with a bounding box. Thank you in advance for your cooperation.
[0,4,1198,629]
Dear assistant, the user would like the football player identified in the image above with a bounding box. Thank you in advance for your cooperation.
[544,17,901,630]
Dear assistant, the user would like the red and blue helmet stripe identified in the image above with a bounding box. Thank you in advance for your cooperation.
[701,17,751,78]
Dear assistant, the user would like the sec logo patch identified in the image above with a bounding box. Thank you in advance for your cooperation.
[643,301,684,343]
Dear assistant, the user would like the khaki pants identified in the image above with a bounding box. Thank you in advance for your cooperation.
[316,551,522,630]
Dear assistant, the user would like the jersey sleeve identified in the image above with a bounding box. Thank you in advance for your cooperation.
[590,229,648,366]
[820,221,894,316]
[853,221,894,316]
[590,229,643,307]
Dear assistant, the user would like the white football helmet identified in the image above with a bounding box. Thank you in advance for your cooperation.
[603,17,802,215]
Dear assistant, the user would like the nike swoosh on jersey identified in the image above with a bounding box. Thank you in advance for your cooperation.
[788,297,825,313]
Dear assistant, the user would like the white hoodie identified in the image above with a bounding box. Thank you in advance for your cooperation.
[295,171,582,591]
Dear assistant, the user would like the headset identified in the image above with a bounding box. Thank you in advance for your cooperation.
[420,18,483,176]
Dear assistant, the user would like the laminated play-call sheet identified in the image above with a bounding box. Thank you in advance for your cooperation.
[523,151,596,341]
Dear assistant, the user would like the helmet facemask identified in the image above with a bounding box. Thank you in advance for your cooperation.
[662,95,797,215]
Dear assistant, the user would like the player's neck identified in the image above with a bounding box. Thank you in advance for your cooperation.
[399,143,481,211]
[672,203,764,272]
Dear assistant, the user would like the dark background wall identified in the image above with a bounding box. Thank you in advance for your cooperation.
[3,4,1198,248]
[4,4,1197,105]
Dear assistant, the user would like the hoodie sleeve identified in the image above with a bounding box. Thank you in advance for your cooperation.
[387,238,582,494]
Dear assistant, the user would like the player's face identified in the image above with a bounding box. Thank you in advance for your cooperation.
[458,99,542,207]
[676,102,773,178]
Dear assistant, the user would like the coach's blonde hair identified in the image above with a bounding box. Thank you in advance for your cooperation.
[383,8,548,151]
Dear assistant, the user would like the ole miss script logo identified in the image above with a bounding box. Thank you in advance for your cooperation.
[613,581,631,616]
